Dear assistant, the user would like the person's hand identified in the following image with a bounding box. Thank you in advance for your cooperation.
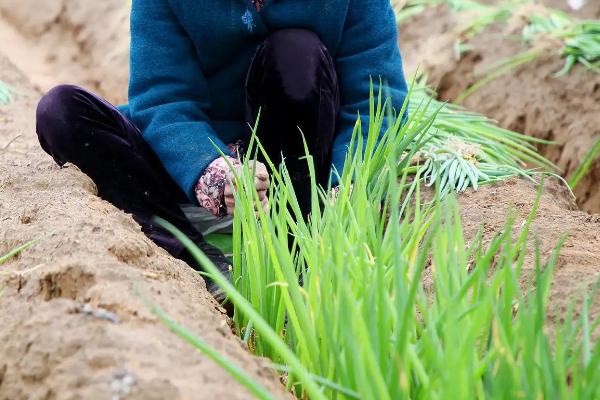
[329,184,353,204]
[223,161,269,215]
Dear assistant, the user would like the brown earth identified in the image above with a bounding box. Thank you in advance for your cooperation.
[455,178,600,320]
[399,1,600,213]
[0,55,287,399]
[1,1,600,398]
[0,0,129,105]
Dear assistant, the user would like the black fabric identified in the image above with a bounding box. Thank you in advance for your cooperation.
[245,28,340,214]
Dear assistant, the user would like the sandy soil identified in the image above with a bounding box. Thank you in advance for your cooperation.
[456,178,600,320]
[1,1,600,397]
[0,0,129,105]
[0,55,287,399]
[399,1,600,213]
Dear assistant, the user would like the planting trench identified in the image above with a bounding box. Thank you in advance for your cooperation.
[399,1,600,213]
[1,1,600,398]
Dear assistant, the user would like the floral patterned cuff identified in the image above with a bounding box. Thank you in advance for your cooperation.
[329,184,353,202]
[252,0,266,11]
[195,156,241,217]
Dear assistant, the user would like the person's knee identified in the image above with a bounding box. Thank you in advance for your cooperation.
[36,85,83,130]
[36,85,84,162]
[261,29,331,102]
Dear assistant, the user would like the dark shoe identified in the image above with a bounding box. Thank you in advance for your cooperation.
[180,241,232,303]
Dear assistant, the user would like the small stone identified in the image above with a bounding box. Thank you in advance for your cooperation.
[81,303,120,323]
[110,368,137,400]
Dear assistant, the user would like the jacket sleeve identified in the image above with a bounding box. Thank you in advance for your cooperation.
[331,0,409,184]
[128,0,231,202]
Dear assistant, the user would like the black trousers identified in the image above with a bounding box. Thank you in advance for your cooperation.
[36,29,340,270]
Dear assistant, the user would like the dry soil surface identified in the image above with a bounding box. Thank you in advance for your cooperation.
[399,1,600,213]
[455,178,600,320]
[0,0,129,105]
[0,55,286,400]
[2,1,600,398]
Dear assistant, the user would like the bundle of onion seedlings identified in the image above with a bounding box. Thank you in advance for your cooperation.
[154,87,600,399]
[406,79,556,194]
[521,9,600,76]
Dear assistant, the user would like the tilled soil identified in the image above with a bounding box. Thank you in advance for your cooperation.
[0,55,287,400]
[399,1,600,213]
[1,1,600,398]
[0,0,129,104]
[455,178,600,320]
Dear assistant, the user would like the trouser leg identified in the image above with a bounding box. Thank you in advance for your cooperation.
[35,85,229,278]
[245,29,341,214]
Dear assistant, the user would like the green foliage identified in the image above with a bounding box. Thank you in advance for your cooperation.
[0,241,35,299]
[395,0,513,38]
[156,88,600,399]
[0,80,11,105]
[395,0,441,23]
[456,48,543,103]
[205,233,234,255]
[0,241,35,265]
[201,80,552,254]
[519,10,600,76]
[556,21,600,76]
[568,137,600,189]
[409,79,555,194]
[142,293,276,400]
